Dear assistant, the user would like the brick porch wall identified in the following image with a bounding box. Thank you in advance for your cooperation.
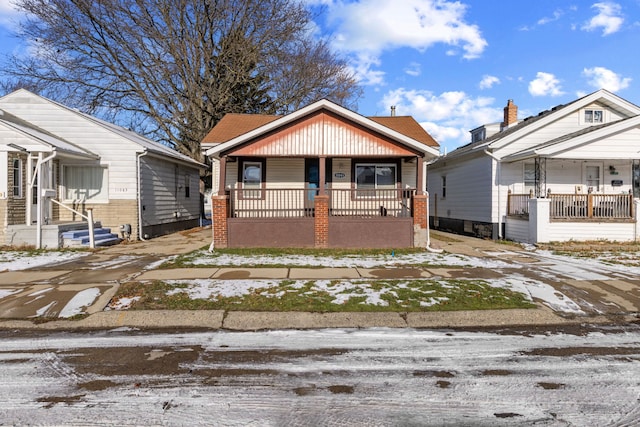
[313,195,329,248]
[413,194,427,228]
[211,195,229,248]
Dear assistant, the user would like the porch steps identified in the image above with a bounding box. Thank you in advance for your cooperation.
[61,228,121,248]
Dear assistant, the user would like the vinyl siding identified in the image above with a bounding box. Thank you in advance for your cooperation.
[428,154,494,223]
[139,155,200,226]
[498,102,631,158]
[0,93,139,200]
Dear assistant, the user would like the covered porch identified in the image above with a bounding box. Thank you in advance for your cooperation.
[504,157,640,243]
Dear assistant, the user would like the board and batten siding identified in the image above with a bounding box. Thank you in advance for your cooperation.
[230,112,416,158]
[139,155,200,226]
[428,154,495,223]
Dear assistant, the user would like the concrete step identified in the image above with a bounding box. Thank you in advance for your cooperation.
[62,228,121,247]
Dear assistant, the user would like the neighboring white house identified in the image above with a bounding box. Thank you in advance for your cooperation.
[427,89,640,244]
[0,89,205,248]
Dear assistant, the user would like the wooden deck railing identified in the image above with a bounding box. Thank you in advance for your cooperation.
[548,193,634,219]
[507,190,532,217]
[228,187,415,218]
[507,192,634,220]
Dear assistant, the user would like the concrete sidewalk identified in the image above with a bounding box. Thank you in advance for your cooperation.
[0,228,638,331]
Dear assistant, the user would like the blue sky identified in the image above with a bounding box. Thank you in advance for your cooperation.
[1,0,639,153]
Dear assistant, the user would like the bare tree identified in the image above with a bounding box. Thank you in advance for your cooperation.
[1,0,361,160]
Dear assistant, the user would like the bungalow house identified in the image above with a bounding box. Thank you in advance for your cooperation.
[0,89,205,248]
[427,89,640,244]
[203,99,440,248]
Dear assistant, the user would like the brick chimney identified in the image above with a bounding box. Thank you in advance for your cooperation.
[502,99,518,129]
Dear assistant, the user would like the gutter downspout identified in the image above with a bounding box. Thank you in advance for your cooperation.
[137,151,148,241]
[484,149,503,240]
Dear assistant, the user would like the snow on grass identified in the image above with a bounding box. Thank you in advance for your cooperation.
[185,250,512,269]
[0,251,87,271]
[159,277,576,313]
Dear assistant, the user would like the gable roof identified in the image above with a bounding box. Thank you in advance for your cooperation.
[502,115,640,162]
[0,109,98,160]
[368,116,439,147]
[0,89,205,168]
[441,89,640,161]
[204,99,440,158]
[201,114,281,145]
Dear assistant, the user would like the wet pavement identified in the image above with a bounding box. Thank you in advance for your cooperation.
[0,227,638,329]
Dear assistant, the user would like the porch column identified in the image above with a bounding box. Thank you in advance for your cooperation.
[413,194,428,247]
[217,156,227,196]
[416,157,424,195]
[314,194,329,248]
[211,195,229,248]
[318,156,326,195]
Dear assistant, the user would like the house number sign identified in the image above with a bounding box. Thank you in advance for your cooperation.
[334,172,345,178]
[611,180,623,187]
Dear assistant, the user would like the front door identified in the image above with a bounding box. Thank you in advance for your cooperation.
[305,158,319,211]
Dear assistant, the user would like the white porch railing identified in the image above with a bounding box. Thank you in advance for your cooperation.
[50,199,96,248]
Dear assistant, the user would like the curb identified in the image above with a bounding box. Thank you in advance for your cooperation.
[0,307,634,331]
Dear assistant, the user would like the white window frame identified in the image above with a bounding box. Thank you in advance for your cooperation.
[583,163,602,193]
[62,164,109,202]
[12,158,23,198]
[583,109,604,124]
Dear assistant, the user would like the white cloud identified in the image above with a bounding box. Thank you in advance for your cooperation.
[325,0,487,85]
[404,62,421,77]
[582,66,631,92]
[582,2,624,35]
[379,89,502,151]
[528,72,564,97]
[479,75,500,89]
[537,9,564,26]
[0,0,19,27]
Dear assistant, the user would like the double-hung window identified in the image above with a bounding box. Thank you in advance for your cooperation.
[355,163,397,197]
[12,159,22,198]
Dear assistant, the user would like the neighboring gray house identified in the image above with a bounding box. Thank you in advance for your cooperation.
[428,89,640,244]
[0,89,205,248]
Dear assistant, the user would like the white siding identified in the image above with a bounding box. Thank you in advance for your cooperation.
[0,93,139,200]
[428,154,495,223]
[139,155,200,225]
[546,222,635,242]
[505,217,530,242]
[497,102,632,158]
